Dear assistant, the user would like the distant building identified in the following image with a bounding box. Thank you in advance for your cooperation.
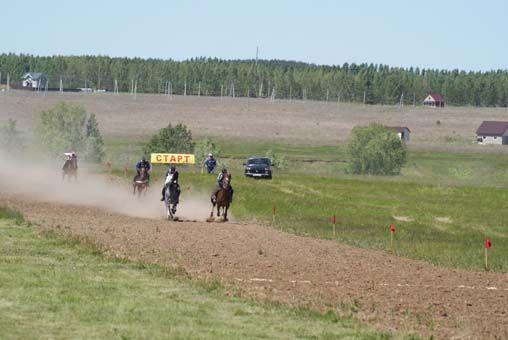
[476,121,508,145]
[22,72,48,89]
[386,126,410,143]
[423,92,445,108]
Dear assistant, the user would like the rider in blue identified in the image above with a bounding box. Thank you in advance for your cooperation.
[134,156,151,182]
[203,153,217,174]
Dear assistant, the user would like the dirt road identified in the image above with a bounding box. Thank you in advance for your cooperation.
[1,193,507,339]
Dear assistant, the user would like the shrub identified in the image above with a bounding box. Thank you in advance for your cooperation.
[143,123,194,155]
[347,123,407,175]
[265,149,286,170]
[194,137,221,166]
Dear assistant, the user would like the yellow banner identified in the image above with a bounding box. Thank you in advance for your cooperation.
[151,153,195,164]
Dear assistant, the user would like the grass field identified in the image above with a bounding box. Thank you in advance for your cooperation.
[0,208,419,340]
[105,138,508,272]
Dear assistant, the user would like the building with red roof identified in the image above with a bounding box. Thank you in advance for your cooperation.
[423,92,445,108]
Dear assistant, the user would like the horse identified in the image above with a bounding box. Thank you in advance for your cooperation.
[133,166,149,197]
[164,182,180,220]
[62,157,78,182]
[210,174,232,221]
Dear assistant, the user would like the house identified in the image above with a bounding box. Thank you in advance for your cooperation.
[475,121,508,145]
[386,126,410,143]
[22,72,48,89]
[423,92,445,107]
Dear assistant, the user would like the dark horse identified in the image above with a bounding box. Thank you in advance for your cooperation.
[133,166,149,197]
[210,174,232,221]
[62,157,78,182]
[165,183,180,220]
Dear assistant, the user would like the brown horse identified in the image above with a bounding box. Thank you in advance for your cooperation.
[62,157,78,182]
[133,166,149,197]
[210,174,232,221]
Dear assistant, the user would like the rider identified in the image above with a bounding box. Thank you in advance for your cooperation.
[134,156,152,182]
[203,153,217,174]
[63,151,78,168]
[160,165,180,201]
[212,168,234,203]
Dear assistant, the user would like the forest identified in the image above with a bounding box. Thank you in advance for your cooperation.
[1,53,507,107]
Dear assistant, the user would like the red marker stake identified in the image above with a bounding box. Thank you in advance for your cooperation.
[272,203,276,225]
[332,215,336,236]
[389,224,395,248]
[485,238,492,270]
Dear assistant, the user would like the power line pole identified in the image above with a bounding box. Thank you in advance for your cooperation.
[114,79,119,95]
[184,81,187,96]
[399,92,404,107]
[326,89,329,102]
[131,79,134,95]
[134,80,137,100]
[6,74,9,92]
[198,82,201,97]
[363,89,366,106]
[59,77,63,94]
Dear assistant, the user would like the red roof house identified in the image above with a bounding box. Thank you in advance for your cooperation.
[423,92,445,107]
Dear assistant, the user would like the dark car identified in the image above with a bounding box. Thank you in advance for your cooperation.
[244,157,272,179]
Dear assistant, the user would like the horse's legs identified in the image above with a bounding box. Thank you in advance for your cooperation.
[210,202,215,217]
[224,205,229,221]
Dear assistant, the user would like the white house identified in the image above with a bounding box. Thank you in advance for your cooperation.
[423,92,445,108]
[22,72,48,89]
[386,126,410,143]
[476,121,508,145]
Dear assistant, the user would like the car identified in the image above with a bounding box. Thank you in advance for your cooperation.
[244,156,272,179]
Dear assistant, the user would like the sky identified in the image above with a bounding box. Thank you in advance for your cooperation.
[2,0,507,71]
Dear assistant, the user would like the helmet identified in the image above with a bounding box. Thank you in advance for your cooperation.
[208,153,213,157]
[142,156,146,161]
[169,165,176,172]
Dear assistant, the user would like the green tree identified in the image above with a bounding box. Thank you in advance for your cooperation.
[143,123,195,155]
[84,113,105,163]
[36,102,105,161]
[347,123,407,175]
[37,102,87,157]
[0,118,24,154]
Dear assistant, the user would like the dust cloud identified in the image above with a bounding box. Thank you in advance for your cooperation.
[0,151,213,221]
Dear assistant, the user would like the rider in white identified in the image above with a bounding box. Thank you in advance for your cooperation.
[160,165,180,201]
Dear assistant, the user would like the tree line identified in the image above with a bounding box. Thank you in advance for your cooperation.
[1,53,507,107]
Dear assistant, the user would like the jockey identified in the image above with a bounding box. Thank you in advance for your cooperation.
[212,168,234,203]
[203,153,217,174]
[134,156,151,182]
[160,165,180,201]
[63,151,78,168]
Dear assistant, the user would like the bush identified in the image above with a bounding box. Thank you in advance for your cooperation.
[347,123,407,175]
[194,137,221,166]
[143,123,194,155]
[37,102,104,162]
[0,118,24,154]
[265,149,286,170]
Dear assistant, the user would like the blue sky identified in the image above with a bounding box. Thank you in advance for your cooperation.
[2,0,507,71]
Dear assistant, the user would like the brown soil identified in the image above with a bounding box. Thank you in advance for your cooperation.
[1,193,507,339]
[3,90,508,150]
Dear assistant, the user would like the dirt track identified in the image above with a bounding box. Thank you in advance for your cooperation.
[1,193,507,339]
